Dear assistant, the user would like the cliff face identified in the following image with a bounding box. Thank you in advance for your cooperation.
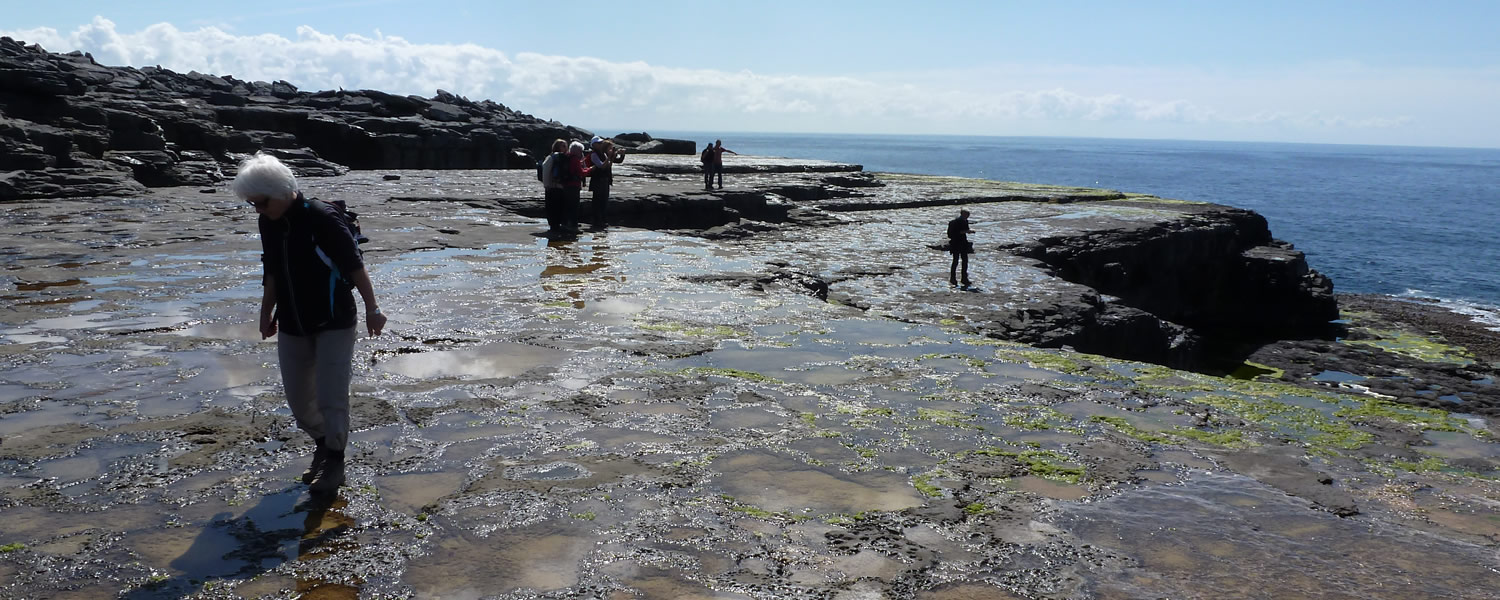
[0,37,593,200]
[1012,204,1338,357]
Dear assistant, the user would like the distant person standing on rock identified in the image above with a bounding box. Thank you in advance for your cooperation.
[948,209,974,287]
[560,141,594,231]
[232,153,387,496]
[586,136,625,229]
[539,139,568,233]
[701,143,715,189]
[711,139,737,189]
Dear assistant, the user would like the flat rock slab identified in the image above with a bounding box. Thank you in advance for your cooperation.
[1,163,1497,599]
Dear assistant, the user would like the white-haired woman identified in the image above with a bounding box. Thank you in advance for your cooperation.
[232,153,386,495]
[558,141,594,232]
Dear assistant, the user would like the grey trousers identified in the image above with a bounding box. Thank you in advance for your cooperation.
[277,326,356,451]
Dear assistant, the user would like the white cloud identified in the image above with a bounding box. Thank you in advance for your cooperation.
[2,17,1439,142]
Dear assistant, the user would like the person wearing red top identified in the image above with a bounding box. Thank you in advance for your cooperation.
[558,141,594,233]
[711,139,737,189]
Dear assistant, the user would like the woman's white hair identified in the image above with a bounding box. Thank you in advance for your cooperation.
[230,153,298,200]
[568,141,586,155]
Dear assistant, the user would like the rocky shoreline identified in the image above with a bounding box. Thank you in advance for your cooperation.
[3,39,1499,600]
[0,37,692,201]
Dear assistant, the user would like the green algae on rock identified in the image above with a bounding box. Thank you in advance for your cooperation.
[2,143,1498,598]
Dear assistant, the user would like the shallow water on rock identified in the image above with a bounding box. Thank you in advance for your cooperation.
[710,450,926,515]
[1056,472,1500,598]
[2,175,1498,598]
[378,341,568,380]
[404,523,597,596]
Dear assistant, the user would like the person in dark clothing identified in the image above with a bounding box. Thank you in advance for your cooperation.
[948,209,973,287]
[586,136,625,228]
[701,142,715,190]
[539,139,568,233]
[711,139,737,189]
[233,153,387,496]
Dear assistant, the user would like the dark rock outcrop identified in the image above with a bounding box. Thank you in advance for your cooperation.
[0,37,594,200]
[608,132,696,155]
[1010,202,1338,363]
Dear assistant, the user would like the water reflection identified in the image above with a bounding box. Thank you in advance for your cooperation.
[295,495,359,599]
[379,342,569,379]
[405,522,596,596]
[709,450,924,514]
[540,235,616,309]
[14,278,85,291]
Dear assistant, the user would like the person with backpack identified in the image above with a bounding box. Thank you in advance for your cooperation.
[586,136,625,229]
[701,143,715,190]
[559,141,595,232]
[232,152,387,496]
[538,139,568,233]
[711,139,737,189]
[947,208,974,287]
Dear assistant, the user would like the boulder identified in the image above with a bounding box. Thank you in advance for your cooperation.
[626,138,696,155]
[206,91,247,106]
[613,132,653,144]
[0,167,146,200]
[423,102,470,123]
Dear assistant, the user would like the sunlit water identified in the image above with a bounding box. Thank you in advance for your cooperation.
[653,131,1500,313]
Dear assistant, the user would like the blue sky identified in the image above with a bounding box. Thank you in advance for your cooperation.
[5,1,1498,147]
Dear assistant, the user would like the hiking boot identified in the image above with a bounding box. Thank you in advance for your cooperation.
[310,453,345,495]
[301,442,329,484]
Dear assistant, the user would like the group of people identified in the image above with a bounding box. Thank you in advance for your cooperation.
[539,136,626,235]
[229,141,977,497]
[700,139,736,189]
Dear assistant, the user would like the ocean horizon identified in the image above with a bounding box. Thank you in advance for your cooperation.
[617,130,1500,153]
[620,130,1500,326]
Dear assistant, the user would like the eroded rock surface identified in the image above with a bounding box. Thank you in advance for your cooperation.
[2,161,1497,599]
[0,37,703,201]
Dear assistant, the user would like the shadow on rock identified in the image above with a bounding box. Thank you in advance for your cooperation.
[123,488,355,599]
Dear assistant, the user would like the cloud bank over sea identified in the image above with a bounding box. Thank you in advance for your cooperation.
[5,16,1470,144]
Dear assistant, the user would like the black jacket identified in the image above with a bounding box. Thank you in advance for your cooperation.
[947,216,972,255]
[259,194,364,336]
[587,150,625,192]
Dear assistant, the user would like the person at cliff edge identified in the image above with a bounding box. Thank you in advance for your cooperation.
[586,136,625,229]
[948,209,974,287]
[711,139,737,189]
[701,143,715,190]
[233,153,387,495]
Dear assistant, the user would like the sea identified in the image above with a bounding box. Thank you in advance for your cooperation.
[647,131,1500,327]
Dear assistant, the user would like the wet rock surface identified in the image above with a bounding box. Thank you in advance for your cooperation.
[1245,293,1500,420]
[2,158,1499,599]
